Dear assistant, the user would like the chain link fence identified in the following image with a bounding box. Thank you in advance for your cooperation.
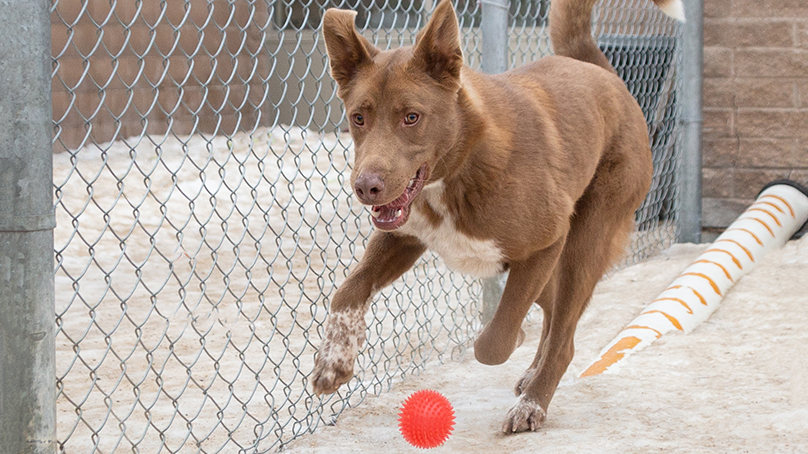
[50,0,681,451]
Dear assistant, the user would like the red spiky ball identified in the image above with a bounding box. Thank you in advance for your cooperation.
[398,390,455,449]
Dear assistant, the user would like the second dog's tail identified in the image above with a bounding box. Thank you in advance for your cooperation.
[549,0,685,72]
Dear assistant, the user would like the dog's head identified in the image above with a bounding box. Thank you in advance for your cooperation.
[322,0,464,230]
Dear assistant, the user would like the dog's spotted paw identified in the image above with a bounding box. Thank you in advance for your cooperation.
[502,395,547,433]
[311,355,355,394]
[311,309,366,395]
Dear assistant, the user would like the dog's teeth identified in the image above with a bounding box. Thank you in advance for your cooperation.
[396,209,402,218]
[370,209,380,218]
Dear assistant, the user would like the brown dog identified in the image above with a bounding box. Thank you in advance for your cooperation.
[312,0,683,433]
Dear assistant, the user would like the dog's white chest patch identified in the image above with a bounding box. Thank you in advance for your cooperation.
[398,181,504,278]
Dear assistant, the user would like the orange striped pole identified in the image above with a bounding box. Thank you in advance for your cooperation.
[581,182,808,377]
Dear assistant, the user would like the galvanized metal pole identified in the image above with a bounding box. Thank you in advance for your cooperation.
[677,0,703,243]
[480,0,509,323]
[481,0,509,74]
[0,1,57,453]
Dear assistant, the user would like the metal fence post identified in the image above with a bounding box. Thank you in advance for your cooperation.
[677,0,704,243]
[480,0,509,323]
[481,0,510,75]
[0,1,57,453]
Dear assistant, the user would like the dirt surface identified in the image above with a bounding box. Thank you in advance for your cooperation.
[285,237,808,453]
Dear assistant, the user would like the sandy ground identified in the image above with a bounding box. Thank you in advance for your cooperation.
[284,236,808,453]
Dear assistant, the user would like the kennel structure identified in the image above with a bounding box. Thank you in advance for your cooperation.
[3,0,684,452]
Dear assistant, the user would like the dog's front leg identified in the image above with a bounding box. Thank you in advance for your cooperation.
[311,232,426,395]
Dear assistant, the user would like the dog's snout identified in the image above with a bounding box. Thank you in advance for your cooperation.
[354,173,385,204]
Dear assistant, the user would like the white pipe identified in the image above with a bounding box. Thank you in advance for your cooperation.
[581,181,808,377]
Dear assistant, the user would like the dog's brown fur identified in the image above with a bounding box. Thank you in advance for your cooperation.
[313,0,680,433]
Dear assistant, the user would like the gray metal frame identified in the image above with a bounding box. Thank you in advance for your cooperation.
[0,2,57,453]
[678,0,704,244]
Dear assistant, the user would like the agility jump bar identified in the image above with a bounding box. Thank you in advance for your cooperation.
[581,180,808,377]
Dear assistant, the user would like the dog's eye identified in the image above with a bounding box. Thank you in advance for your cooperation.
[352,114,364,126]
[404,113,419,125]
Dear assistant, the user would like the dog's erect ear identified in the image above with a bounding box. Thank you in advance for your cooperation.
[411,0,464,87]
[322,9,379,88]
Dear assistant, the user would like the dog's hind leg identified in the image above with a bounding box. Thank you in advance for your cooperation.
[473,238,565,366]
[502,158,649,433]
[513,268,559,396]
[311,232,426,395]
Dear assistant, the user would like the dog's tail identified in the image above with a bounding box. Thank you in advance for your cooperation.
[550,0,685,72]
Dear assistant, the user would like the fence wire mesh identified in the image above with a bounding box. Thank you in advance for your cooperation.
[50,0,680,452]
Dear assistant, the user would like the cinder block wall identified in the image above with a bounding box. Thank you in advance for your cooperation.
[702,0,808,228]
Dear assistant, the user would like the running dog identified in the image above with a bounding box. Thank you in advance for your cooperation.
[312,0,683,432]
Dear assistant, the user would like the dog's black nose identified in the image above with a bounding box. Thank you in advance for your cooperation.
[354,173,385,204]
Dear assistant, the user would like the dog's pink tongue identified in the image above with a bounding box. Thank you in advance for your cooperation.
[370,187,413,229]
[371,201,409,230]
[375,205,400,223]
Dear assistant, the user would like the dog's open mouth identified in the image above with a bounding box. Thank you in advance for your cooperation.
[369,163,429,231]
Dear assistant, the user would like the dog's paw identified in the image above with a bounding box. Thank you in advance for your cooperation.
[501,395,547,434]
[474,326,527,366]
[310,310,366,395]
[311,352,356,395]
